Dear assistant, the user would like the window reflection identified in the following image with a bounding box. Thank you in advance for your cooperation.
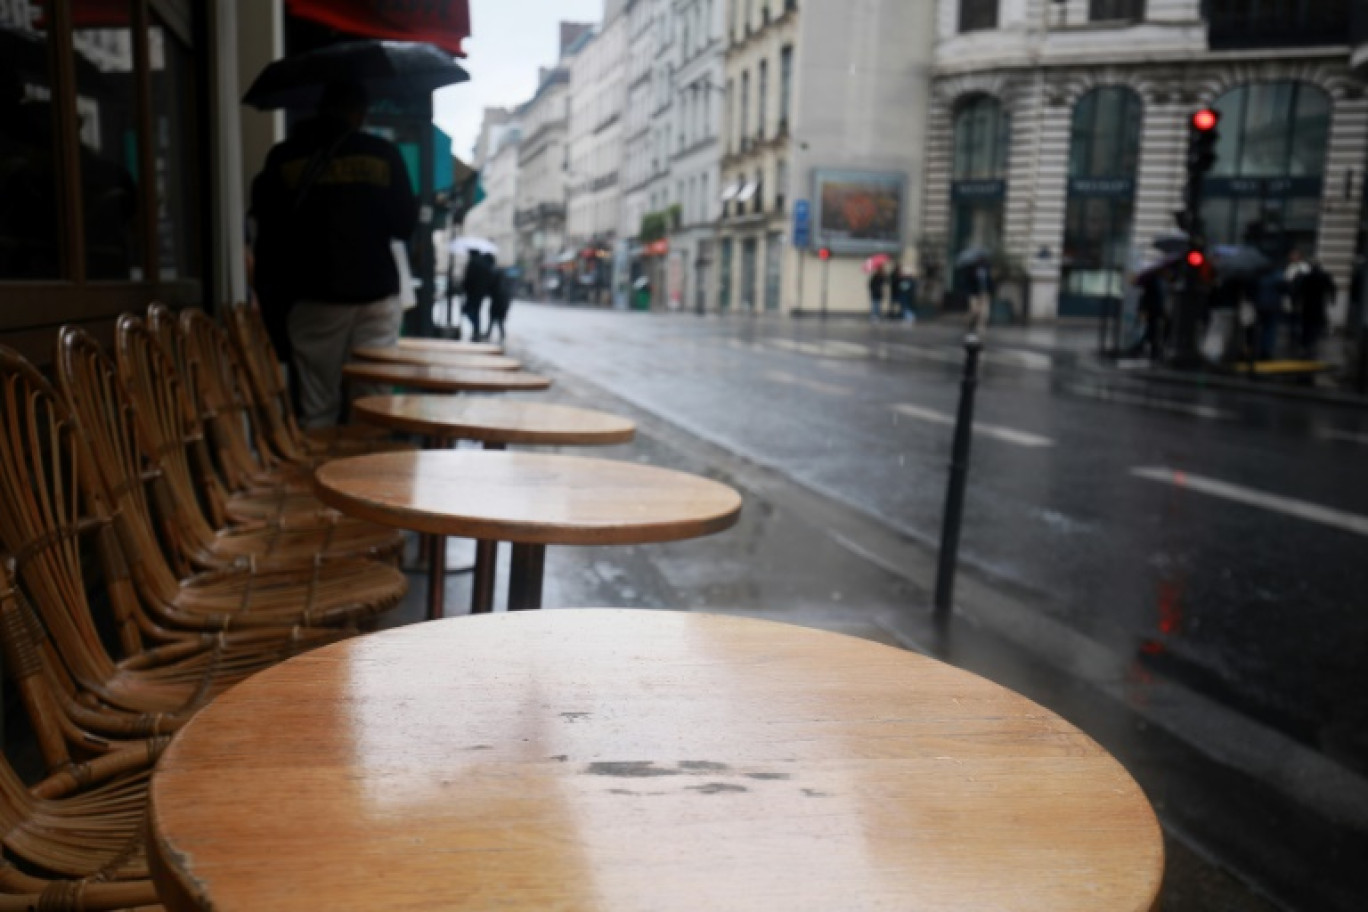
[150,16,197,280]
[0,16,61,278]
[73,0,142,280]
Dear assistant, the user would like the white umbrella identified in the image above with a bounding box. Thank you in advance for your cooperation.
[450,236,498,257]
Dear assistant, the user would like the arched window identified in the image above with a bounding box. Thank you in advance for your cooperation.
[949,95,1010,272]
[1061,87,1142,316]
[1203,81,1331,253]
[953,95,1009,181]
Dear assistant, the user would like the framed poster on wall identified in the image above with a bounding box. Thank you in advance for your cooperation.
[811,169,906,254]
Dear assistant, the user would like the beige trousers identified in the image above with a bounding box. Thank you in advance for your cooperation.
[289,295,402,428]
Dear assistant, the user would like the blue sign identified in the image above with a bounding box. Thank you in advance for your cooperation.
[792,199,811,249]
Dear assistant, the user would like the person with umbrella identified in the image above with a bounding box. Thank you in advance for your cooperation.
[250,80,418,428]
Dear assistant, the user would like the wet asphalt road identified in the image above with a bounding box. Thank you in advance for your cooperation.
[465,301,1368,910]
[506,304,1367,760]
[392,302,1366,908]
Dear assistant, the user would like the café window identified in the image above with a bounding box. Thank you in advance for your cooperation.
[1202,81,1329,255]
[1061,86,1142,317]
[949,95,1009,267]
[1207,0,1348,49]
[0,0,206,343]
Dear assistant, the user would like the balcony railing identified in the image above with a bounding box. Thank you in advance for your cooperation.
[1207,0,1349,50]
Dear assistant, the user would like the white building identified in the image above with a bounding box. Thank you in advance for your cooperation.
[718,0,938,315]
[667,0,727,313]
[514,24,592,298]
[463,122,522,271]
[922,0,1364,324]
[566,4,629,303]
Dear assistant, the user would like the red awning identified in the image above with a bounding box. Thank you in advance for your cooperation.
[286,0,470,57]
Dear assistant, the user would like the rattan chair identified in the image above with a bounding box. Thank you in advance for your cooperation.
[55,327,406,631]
[223,300,390,464]
[112,314,404,571]
[0,346,353,746]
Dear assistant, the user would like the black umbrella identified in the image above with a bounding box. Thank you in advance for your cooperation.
[1210,244,1272,279]
[243,39,469,111]
[954,246,991,268]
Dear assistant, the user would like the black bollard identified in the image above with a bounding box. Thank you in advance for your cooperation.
[934,334,982,616]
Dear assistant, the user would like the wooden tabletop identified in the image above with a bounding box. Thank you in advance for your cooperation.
[147,610,1164,912]
[342,361,551,393]
[398,337,503,355]
[352,346,523,371]
[351,396,637,446]
[313,450,741,545]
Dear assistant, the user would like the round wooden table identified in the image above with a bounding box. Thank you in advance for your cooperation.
[148,610,1165,912]
[342,362,551,393]
[349,396,639,618]
[352,346,523,371]
[398,336,503,355]
[314,451,740,612]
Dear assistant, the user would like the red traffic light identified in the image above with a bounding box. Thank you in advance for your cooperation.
[1191,108,1219,132]
[1186,250,1207,268]
[817,248,831,261]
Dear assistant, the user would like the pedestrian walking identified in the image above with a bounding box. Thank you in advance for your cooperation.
[1283,248,1311,353]
[1251,266,1287,361]
[868,265,888,323]
[966,261,994,335]
[488,263,513,342]
[1134,270,1167,360]
[893,263,919,324]
[462,251,493,340]
[251,80,418,428]
[1293,257,1336,359]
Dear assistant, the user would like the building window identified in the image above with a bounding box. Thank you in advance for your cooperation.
[1090,0,1145,21]
[1202,81,1331,255]
[1207,0,1348,49]
[952,95,1009,181]
[725,78,734,151]
[719,237,733,309]
[779,47,792,130]
[1061,87,1142,318]
[775,159,787,213]
[740,71,750,146]
[757,60,768,139]
[949,95,1009,273]
[959,0,998,33]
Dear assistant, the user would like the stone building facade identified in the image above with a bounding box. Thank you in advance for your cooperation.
[922,0,1365,323]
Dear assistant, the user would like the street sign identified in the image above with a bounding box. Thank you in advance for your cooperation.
[793,199,810,249]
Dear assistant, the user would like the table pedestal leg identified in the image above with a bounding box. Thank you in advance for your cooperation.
[426,533,447,620]
[470,540,498,614]
[508,544,545,610]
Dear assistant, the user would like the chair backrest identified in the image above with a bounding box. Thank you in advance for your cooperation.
[223,301,313,464]
[179,307,285,491]
[0,344,133,698]
[113,313,231,566]
[55,326,203,601]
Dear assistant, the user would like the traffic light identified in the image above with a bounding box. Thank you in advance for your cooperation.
[818,247,831,261]
[1180,107,1221,237]
[1185,249,1206,269]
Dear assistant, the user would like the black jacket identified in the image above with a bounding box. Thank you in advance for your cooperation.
[252,116,418,306]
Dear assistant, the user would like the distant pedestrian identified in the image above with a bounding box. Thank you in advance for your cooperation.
[1134,270,1167,360]
[893,263,919,324]
[868,266,887,323]
[965,261,994,335]
[1293,258,1336,359]
[1252,267,1287,360]
[462,251,493,340]
[488,264,513,342]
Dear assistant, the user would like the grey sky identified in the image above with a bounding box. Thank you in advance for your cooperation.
[434,0,605,162]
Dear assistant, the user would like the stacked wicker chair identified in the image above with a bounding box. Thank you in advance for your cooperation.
[55,327,406,631]
[107,316,407,575]
[222,300,393,463]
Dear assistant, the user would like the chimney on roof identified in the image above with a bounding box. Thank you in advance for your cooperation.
[559,21,593,56]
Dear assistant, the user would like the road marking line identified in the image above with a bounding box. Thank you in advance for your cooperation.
[1064,384,1233,420]
[766,370,852,397]
[1317,428,1368,447]
[766,338,871,359]
[1131,467,1368,538]
[891,403,1055,448]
